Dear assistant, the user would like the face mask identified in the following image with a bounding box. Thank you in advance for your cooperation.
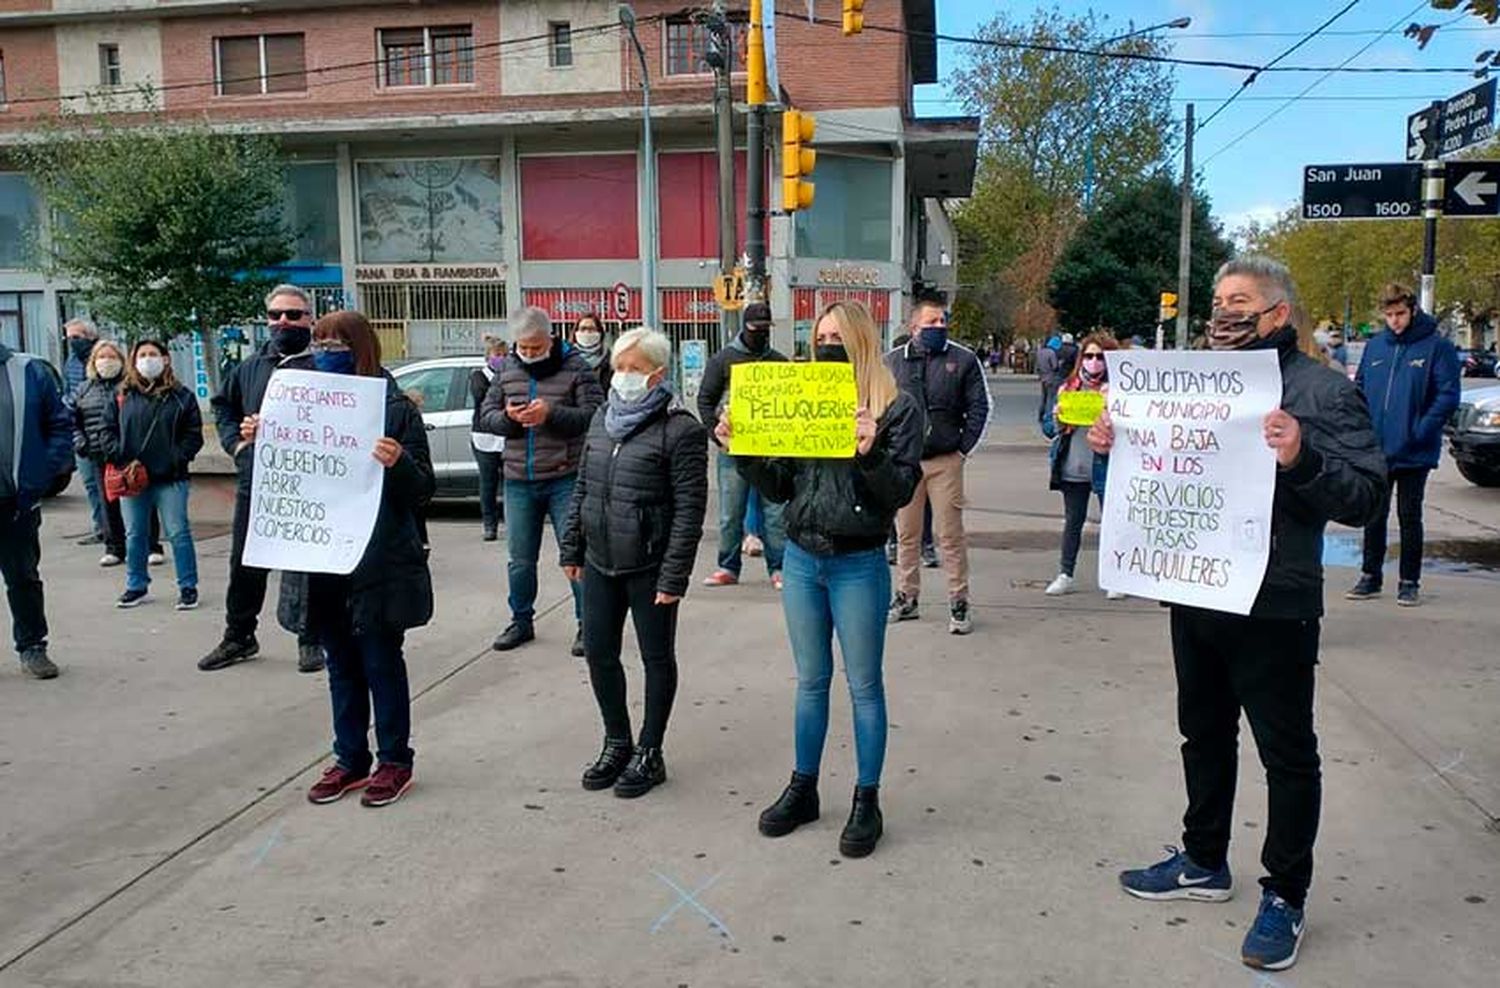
[487,354,506,372]
[919,327,949,353]
[1080,354,1106,385]
[518,348,550,365]
[135,355,165,381]
[815,343,849,363]
[272,325,311,356]
[611,370,653,404]
[313,350,357,375]
[575,330,602,350]
[95,358,123,380]
[742,327,770,353]
[70,337,95,361]
[1208,305,1276,351]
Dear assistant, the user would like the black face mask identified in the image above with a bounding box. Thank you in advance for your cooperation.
[742,327,770,353]
[272,325,311,356]
[815,343,849,363]
[69,337,94,361]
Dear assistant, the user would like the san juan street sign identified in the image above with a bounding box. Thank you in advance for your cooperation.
[1443,161,1500,217]
[1302,163,1422,221]
[1406,80,1497,161]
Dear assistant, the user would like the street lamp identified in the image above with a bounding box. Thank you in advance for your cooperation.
[619,3,659,329]
[1081,16,1191,211]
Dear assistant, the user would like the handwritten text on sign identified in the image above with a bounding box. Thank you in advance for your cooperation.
[242,369,387,575]
[728,362,858,458]
[1098,350,1281,615]
[1056,389,1105,427]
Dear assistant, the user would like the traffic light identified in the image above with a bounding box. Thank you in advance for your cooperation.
[1158,291,1179,322]
[782,109,817,212]
[842,0,865,36]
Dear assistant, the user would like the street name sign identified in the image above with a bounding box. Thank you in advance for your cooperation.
[1407,105,1441,161]
[1302,163,1422,221]
[1443,161,1500,217]
[1406,81,1497,161]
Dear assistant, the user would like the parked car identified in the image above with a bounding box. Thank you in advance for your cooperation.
[1446,382,1500,487]
[1461,348,1497,378]
[389,355,486,499]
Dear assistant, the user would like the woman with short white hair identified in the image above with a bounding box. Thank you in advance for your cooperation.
[559,327,708,798]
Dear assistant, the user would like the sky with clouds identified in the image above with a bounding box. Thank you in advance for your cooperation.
[913,0,1499,235]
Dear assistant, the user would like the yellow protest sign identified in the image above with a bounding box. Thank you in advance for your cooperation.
[1056,389,1105,427]
[728,362,858,458]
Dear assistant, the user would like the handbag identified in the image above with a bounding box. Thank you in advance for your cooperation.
[104,392,165,502]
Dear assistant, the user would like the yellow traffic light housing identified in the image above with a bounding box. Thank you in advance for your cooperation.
[1159,291,1179,321]
[842,0,865,36]
[782,109,817,212]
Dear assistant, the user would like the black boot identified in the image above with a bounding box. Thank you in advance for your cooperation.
[758,771,820,837]
[613,747,666,799]
[839,785,883,858]
[581,737,634,791]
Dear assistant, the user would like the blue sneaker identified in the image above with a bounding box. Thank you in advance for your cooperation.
[1119,845,1234,902]
[1241,890,1305,971]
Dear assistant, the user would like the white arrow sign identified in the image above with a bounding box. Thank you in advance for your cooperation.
[1455,169,1498,206]
[1408,114,1431,161]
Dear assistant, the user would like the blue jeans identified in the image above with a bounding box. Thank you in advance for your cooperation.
[503,474,581,625]
[76,454,107,538]
[717,451,785,576]
[780,541,890,787]
[321,615,413,771]
[122,480,197,593]
[746,489,764,538]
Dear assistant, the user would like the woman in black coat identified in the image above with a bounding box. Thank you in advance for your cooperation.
[560,327,708,799]
[255,310,436,809]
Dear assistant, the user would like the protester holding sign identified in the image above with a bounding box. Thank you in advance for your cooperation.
[1044,333,1121,599]
[719,301,923,859]
[1092,257,1385,972]
[103,340,203,612]
[252,311,434,809]
[559,328,707,799]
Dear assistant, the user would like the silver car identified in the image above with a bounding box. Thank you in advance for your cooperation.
[390,355,488,499]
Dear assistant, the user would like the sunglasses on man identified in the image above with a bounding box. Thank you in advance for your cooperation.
[267,308,308,322]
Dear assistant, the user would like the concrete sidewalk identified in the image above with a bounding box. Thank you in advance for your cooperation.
[1,435,1497,987]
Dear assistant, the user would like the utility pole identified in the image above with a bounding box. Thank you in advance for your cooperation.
[1420,99,1444,314]
[709,1,740,341]
[1175,102,1194,351]
[619,3,658,328]
[745,0,768,301]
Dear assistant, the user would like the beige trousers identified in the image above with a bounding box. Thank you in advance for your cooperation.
[895,451,969,602]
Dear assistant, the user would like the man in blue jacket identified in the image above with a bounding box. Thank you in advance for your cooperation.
[1348,283,1461,606]
[0,341,73,679]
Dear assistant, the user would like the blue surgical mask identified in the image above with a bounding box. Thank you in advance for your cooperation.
[919,327,949,353]
[611,371,652,404]
[313,350,357,375]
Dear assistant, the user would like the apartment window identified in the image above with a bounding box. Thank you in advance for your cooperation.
[664,15,747,76]
[99,44,121,87]
[548,21,573,68]
[215,34,306,95]
[380,26,474,88]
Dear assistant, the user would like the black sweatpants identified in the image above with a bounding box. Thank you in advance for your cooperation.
[1170,606,1322,908]
[0,501,48,654]
[225,480,313,646]
[582,564,680,749]
[1361,466,1429,585]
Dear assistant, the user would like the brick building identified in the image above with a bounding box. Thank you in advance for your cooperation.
[0,0,976,371]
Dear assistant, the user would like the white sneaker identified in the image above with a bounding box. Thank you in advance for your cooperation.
[148,551,166,566]
[1044,574,1077,596]
[99,553,122,567]
[1105,590,1128,601]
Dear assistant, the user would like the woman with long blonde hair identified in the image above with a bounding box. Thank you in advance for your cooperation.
[716,300,923,858]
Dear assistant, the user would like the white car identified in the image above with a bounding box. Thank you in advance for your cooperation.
[390,355,488,499]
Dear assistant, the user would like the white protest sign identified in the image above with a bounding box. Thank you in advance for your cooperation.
[242,369,387,575]
[1098,349,1281,615]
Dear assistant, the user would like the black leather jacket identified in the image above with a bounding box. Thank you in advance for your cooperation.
[738,390,925,555]
[559,404,708,597]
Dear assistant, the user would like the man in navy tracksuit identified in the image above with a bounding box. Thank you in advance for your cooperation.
[1348,283,1461,606]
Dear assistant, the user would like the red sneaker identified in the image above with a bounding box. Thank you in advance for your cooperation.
[307,764,369,804]
[702,570,739,587]
[771,572,784,591]
[361,763,414,807]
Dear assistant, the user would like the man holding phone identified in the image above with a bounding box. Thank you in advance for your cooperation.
[478,307,605,656]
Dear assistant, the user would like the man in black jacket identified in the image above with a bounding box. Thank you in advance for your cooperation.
[1094,257,1386,972]
[885,294,991,635]
[696,302,789,589]
[199,284,323,673]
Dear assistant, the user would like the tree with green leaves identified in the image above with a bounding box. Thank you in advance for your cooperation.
[1047,174,1232,338]
[16,109,291,375]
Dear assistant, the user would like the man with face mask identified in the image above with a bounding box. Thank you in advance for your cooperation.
[61,319,106,545]
[1090,257,1386,972]
[695,302,790,589]
[200,284,323,673]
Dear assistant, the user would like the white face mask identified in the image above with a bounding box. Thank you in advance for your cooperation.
[136,355,166,381]
[517,346,549,365]
[576,330,602,350]
[611,370,653,404]
[95,358,123,380]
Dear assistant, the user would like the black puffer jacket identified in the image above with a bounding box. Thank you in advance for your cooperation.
[71,376,121,459]
[738,390,925,555]
[278,376,436,636]
[559,403,708,597]
[476,341,606,482]
[102,384,204,484]
[211,340,314,485]
[1230,328,1386,619]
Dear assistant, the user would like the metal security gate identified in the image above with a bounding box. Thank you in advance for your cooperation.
[659,287,724,391]
[358,281,509,360]
[792,287,896,356]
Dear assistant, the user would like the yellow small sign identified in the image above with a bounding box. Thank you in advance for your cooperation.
[728,362,858,458]
[713,271,746,311]
[1056,390,1106,427]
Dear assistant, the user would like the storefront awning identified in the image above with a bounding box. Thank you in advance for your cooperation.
[905,116,980,200]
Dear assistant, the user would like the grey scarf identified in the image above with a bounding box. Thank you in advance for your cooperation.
[604,385,674,441]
